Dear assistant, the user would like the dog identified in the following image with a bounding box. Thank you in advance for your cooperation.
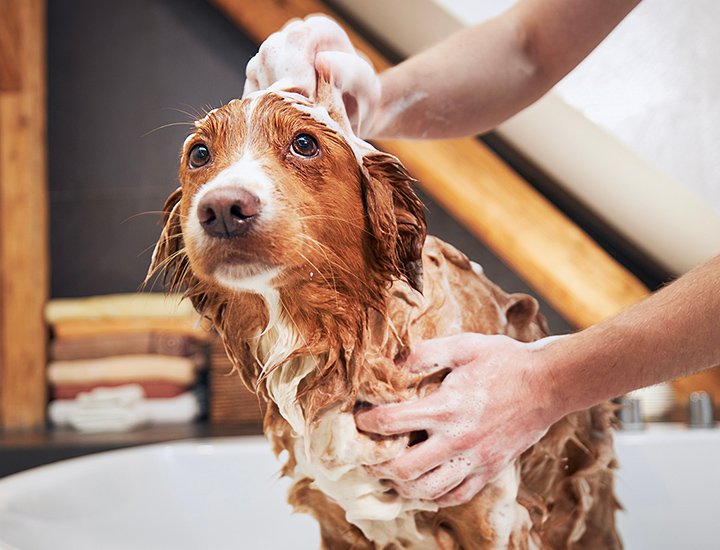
[147,80,621,549]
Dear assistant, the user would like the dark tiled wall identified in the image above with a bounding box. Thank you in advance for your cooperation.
[47,0,572,334]
[48,0,256,297]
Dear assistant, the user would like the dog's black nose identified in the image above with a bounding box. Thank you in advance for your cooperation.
[197,188,261,238]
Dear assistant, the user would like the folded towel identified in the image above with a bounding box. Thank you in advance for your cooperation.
[45,293,194,322]
[46,293,213,340]
[50,331,206,361]
[52,380,189,400]
[51,317,211,340]
[48,385,202,433]
[48,385,147,432]
[47,355,198,386]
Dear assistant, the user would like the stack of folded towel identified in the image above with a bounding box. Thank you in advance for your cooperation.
[46,293,212,433]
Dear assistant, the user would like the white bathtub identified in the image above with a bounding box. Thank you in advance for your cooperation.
[0,426,717,549]
[0,437,320,550]
[613,424,720,549]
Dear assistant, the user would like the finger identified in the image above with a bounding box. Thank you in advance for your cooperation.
[402,334,493,373]
[355,392,449,436]
[266,17,354,99]
[242,56,260,98]
[242,76,258,98]
[315,51,376,92]
[303,16,356,54]
[249,21,317,97]
[434,472,489,507]
[366,440,450,482]
[316,51,380,134]
[391,458,469,501]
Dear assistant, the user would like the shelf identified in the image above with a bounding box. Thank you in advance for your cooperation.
[0,422,264,478]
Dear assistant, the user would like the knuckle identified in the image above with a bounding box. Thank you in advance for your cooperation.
[434,407,455,424]
[356,409,383,433]
[245,59,258,78]
[284,22,312,44]
[309,16,343,38]
[395,463,422,482]
[372,408,402,433]
[452,485,476,505]
[285,28,306,43]
[453,432,477,451]
[378,460,419,482]
[437,477,483,507]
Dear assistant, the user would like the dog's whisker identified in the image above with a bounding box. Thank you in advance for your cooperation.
[138,241,163,259]
[293,214,365,227]
[142,121,195,138]
[169,104,207,121]
[152,247,187,275]
[293,249,332,286]
[297,235,378,295]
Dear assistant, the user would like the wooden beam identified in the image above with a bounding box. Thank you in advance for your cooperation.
[378,138,649,328]
[0,0,48,429]
[0,0,22,91]
[208,0,390,72]
[208,0,650,328]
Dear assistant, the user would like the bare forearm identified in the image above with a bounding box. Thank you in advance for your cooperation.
[367,0,641,140]
[540,254,720,419]
[368,14,534,139]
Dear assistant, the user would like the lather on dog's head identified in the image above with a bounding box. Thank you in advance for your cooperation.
[147,85,426,398]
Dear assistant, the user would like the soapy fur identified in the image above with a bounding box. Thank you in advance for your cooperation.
[147,83,621,549]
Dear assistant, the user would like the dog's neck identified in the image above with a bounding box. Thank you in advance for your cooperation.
[251,286,320,434]
[213,267,387,432]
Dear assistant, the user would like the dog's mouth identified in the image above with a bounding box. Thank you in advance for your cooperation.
[183,182,284,286]
[184,217,283,290]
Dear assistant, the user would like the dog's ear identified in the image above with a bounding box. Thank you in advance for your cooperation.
[361,153,427,292]
[145,187,196,294]
[146,187,182,284]
[504,293,549,341]
[145,187,225,325]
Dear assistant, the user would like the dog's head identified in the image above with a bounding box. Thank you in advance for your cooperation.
[148,89,426,326]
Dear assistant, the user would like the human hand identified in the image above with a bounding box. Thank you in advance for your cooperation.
[243,16,381,136]
[355,333,562,507]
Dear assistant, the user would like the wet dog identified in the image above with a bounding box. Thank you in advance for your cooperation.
[147,84,621,549]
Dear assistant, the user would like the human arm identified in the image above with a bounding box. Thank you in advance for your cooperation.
[355,254,720,506]
[243,0,640,139]
[543,253,720,413]
[366,0,641,139]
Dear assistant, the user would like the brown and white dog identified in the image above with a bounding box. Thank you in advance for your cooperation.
[147,80,621,549]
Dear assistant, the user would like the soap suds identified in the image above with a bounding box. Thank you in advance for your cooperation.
[293,406,440,548]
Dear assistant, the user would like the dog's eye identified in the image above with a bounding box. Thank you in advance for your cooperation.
[291,134,319,157]
[188,143,211,168]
